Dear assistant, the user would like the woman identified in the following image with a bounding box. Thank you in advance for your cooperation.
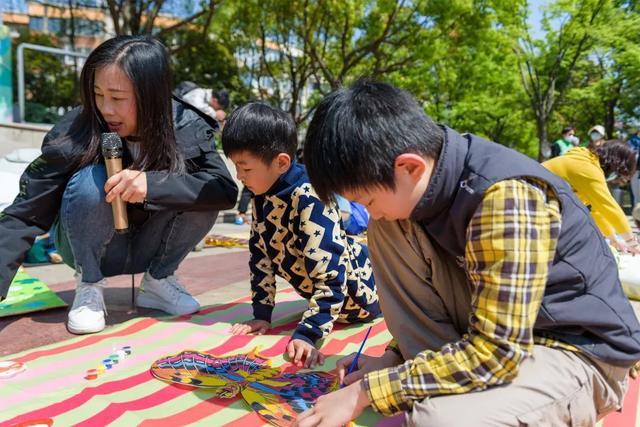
[0,36,238,334]
[545,140,640,302]
[543,140,639,255]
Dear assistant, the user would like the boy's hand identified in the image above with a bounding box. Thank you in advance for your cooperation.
[230,319,270,335]
[337,349,403,385]
[295,380,370,427]
[286,339,325,368]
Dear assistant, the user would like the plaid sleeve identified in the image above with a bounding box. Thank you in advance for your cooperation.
[363,179,562,416]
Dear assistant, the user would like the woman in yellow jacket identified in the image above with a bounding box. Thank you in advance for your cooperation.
[543,140,639,254]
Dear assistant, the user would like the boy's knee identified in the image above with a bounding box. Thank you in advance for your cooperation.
[405,399,457,427]
[406,398,496,427]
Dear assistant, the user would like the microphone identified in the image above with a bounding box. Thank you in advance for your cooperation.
[101,132,129,233]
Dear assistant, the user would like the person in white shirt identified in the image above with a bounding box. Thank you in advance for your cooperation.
[177,83,229,125]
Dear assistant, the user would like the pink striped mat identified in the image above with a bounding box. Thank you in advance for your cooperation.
[0,286,637,426]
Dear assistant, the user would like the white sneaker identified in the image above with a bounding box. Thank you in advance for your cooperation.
[136,273,200,315]
[67,279,107,334]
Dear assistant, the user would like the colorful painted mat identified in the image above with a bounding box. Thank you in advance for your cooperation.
[0,286,637,426]
[0,288,399,426]
[0,272,67,317]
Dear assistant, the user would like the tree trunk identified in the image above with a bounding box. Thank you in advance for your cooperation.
[536,113,549,162]
[605,101,616,139]
[604,84,621,138]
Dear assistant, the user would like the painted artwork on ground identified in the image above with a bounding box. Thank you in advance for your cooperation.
[0,272,67,317]
[151,348,338,426]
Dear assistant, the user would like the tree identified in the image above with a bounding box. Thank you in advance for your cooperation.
[557,1,640,139]
[395,0,538,155]
[215,0,544,156]
[516,0,608,160]
[163,27,251,104]
[216,0,428,123]
[11,31,79,123]
[105,0,216,37]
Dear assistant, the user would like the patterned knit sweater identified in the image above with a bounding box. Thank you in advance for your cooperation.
[249,162,380,345]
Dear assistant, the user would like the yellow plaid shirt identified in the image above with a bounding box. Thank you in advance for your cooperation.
[363,178,574,416]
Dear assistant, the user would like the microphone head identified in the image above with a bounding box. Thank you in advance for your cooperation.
[101,132,123,158]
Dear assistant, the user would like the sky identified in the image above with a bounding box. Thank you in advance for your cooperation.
[528,0,550,39]
[0,0,198,17]
[2,0,552,38]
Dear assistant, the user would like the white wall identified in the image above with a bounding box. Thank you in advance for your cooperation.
[0,121,52,157]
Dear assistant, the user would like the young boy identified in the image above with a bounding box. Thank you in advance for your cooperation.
[222,102,381,368]
[295,80,640,426]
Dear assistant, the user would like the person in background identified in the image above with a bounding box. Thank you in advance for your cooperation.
[234,186,253,225]
[551,126,579,158]
[588,124,606,148]
[586,125,629,209]
[175,81,229,126]
[544,140,640,303]
[175,83,232,250]
[543,140,639,254]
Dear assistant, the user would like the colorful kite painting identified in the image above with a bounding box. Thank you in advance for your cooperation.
[150,348,338,426]
[0,271,67,317]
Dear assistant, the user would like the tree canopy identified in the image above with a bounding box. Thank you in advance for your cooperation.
[14,0,640,159]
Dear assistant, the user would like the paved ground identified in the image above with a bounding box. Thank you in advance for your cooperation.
[3,217,640,358]
[0,222,253,356]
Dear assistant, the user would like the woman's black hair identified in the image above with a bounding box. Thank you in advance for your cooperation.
[69,35,183,173]
[221,102,297,163]
[594,140,637,183]
[303,78,443,203]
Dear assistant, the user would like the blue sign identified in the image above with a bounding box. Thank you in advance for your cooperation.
[0,24,12,122]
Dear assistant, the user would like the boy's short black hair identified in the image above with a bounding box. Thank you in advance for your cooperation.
[222,101,298,163]
[304,79,443,202]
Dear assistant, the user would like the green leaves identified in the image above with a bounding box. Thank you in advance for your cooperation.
[16,0,640,156]
[11,32,79,124]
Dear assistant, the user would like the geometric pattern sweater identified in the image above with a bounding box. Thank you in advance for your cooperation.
[249,163,381,345]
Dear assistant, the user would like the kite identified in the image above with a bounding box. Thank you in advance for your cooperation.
[151,348,338,426]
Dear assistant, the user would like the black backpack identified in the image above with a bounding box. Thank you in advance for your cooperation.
[174,81,199,98]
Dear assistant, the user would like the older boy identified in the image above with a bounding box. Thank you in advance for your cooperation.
[222,102,380,368]
[296,80,640,426]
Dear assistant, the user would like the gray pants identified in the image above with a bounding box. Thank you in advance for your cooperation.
[368,219,629,426]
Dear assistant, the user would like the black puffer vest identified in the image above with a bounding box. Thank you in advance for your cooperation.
[412,126,640,366]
